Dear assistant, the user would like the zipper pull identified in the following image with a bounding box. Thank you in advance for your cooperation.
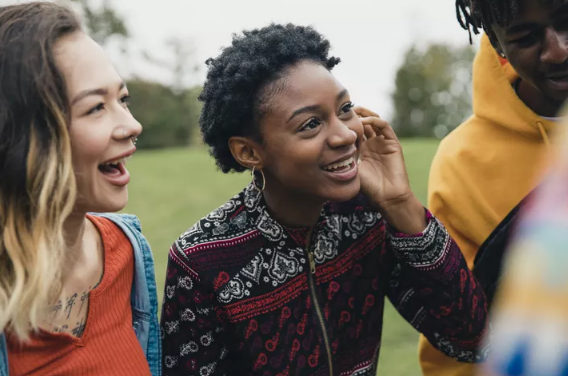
[308,251,316,275]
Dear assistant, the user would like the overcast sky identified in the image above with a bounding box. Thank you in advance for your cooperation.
[6,0,483,119]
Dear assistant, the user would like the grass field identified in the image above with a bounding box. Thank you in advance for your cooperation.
[124,138,441,376]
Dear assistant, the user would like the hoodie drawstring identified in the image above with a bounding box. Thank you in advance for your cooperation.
[537,121,551,149]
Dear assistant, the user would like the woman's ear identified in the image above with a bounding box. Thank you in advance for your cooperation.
[228,136,265,170]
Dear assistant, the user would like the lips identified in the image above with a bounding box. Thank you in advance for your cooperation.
[321,155,359,182]
[323,156,355,172]
[98,148,136,187]
[544,71,568,91]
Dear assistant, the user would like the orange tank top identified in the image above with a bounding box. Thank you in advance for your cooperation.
[7,215,152,376]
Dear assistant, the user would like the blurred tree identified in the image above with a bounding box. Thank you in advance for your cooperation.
[63,0,203,149]
[126,79,202,149]
[137,36,203,148]
[69,0,128,46]
[391,43,475,138]
[142,36,200,93]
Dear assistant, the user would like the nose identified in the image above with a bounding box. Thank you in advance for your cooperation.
[113,106,142,141]
[541,28,568,65]
[327,118,358,149]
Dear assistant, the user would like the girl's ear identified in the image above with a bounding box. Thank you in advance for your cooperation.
[228,136,266,170]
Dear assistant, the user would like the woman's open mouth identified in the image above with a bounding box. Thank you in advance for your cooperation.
[98,155,132,186]
[322,156,358,182]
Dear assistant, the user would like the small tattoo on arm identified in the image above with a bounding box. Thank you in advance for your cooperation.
[65,293,77,319]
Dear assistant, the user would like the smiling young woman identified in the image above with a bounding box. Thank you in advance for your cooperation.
[0,3,160,376]
[160,24,488,376]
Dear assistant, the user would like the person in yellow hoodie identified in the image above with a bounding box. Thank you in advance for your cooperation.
[483,105,568,376]
[419,0,568,375]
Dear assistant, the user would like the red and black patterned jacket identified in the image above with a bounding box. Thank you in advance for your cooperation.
[161,184,488,376]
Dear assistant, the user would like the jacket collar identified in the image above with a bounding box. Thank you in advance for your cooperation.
[242,183,333,246]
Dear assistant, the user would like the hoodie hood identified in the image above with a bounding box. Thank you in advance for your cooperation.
[421,34,566,376]
[427,33,562,270]
[473,34,557,143]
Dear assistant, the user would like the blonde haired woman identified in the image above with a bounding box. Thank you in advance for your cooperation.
[0,2,160,375]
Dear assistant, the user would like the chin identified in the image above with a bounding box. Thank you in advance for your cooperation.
[104,195,129,213]
[322,179,361,203]
[551,92,568,105]
[87,192,129,213]
[103,200,128,213]
[536,83,568,104]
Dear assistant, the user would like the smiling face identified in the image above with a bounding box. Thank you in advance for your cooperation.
[492,0,568,107]
[55,32,142,213]
[250,61,364,204]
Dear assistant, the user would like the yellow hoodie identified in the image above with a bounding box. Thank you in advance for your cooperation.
[418,34,558,376]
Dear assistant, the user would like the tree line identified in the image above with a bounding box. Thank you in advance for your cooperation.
[69,0,476,146]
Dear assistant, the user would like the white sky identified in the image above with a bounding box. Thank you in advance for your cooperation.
[5,0,483,119]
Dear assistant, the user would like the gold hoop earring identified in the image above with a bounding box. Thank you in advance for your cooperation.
[251,165,266,192]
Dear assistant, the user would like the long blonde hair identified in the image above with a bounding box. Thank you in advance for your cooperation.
[0,2,81,340]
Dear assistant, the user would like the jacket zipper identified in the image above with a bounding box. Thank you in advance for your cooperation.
[305,228,334,376]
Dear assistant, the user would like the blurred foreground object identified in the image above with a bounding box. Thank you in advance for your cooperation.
[483,106,568,376]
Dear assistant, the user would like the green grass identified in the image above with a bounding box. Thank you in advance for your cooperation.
[124,138,440,376]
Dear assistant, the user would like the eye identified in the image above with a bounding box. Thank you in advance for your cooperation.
[86,103,105,115]
[513,31,540,47]
[120,94,131,112]
[299,118,322,132]
[120,94,131,106]
[338,102,355,120]
[340,102,354,114]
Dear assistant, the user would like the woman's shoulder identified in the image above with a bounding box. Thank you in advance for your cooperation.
[91,212,143,233]
[170,188,255,262]
[88,213,151,255]
[87,213,154,267]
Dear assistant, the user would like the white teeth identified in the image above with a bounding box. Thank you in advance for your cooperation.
[323,157,354,171]
[102,155,131,166]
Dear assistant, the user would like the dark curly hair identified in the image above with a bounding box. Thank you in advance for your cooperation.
[198,23,341,173]
[456,0,566,46]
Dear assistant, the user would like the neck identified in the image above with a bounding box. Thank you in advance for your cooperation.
[62,210,88,274]
[517,79,563,118]
[262,186,324,228]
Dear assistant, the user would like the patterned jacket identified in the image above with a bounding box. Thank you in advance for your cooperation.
[161,184,487,376]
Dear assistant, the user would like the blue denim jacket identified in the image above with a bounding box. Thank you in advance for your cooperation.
[0,213,161,376]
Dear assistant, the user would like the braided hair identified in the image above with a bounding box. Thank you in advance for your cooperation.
[456,0,565,45]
